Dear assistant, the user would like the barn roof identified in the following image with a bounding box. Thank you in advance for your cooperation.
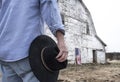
[95,35,107,46]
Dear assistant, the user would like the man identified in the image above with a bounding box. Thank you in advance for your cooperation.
[0,0,68,82]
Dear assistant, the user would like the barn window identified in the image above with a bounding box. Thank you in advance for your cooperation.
[86,23,90,35]
[61,13,65,25]
[79,0,82,3]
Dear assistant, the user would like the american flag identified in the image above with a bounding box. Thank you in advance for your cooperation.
[75,48,81,65]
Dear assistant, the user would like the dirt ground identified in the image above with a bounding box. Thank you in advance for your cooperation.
[58,61,120,82]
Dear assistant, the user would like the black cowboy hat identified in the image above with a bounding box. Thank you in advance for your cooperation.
[29,35,67,82]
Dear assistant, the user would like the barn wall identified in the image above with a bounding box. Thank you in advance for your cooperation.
[45,0,106,64]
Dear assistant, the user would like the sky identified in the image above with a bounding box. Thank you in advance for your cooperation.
[83,0,120,52]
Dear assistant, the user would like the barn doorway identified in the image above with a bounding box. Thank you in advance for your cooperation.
[93,50,97,63]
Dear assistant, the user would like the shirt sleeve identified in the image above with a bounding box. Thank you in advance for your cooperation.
[40,0,65,36]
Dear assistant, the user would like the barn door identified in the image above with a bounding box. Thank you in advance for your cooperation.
[93,50,97,63]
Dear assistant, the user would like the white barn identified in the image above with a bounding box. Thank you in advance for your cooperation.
[45,0,107,64]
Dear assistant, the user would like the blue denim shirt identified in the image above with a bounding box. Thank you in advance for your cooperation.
[0,0,64,62]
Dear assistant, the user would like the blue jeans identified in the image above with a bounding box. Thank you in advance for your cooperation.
[0,58,39,82]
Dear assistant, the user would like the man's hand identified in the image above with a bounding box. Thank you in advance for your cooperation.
[56,31,68,62]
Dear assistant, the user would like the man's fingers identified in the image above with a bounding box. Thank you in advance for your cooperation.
[56,51,63,59]
[56,50,68,62]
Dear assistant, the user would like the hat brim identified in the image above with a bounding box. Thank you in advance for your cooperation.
[29,35,59,82]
